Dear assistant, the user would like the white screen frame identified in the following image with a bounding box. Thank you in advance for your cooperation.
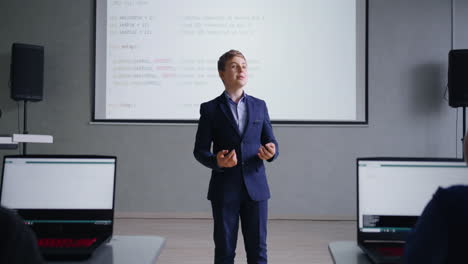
[93,0,368,125]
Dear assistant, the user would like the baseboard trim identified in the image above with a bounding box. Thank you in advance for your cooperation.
[114,212,356,221]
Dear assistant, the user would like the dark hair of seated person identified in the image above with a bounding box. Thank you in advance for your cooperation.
[0,206,44,264]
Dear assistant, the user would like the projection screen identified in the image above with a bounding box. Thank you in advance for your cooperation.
[94,0,367,124]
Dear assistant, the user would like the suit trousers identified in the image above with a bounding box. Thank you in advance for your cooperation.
[211,185,268,264]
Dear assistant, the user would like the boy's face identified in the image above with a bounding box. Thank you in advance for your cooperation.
[219,56,248,89]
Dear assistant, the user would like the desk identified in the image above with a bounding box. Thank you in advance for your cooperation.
[47,235,166,264]
[328,241,371,264]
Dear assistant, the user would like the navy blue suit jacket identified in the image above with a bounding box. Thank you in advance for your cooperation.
[403,185,468,263]
[194,93,279,202]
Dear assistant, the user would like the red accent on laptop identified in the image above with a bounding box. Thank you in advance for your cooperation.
[38,238,97,248]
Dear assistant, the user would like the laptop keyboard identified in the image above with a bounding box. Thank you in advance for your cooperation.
[38,238,97,248]
[376,246,404,257]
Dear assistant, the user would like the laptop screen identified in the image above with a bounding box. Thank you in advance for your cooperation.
[1,156,115,210]
[358,158,468,242]
[0,155,116,241]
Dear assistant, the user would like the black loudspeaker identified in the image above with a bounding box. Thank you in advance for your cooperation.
[10,43,44,101]
[448,49,468,107]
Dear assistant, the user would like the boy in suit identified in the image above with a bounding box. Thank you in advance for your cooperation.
[194,50,279,264]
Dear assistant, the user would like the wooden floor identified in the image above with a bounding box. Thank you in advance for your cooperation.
[114,218,356,264]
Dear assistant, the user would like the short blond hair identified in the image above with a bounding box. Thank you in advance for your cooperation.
[217,50,246,72]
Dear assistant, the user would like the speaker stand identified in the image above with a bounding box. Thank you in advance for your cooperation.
[22,100,28,155]
[462,106,466,161]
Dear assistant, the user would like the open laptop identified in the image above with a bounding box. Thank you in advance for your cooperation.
[0,155,117,260]
[357,157,468,264]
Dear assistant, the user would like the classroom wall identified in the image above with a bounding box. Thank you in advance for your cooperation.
[1,0,467,219]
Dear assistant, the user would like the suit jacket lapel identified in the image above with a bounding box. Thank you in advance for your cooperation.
[217,94,241,137]
[241,95,254,139]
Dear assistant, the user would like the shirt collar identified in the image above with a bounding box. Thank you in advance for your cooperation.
[224,90,247,103]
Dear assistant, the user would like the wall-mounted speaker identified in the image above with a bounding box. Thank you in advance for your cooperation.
[448,49,468,107]
[10,43,44,102]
